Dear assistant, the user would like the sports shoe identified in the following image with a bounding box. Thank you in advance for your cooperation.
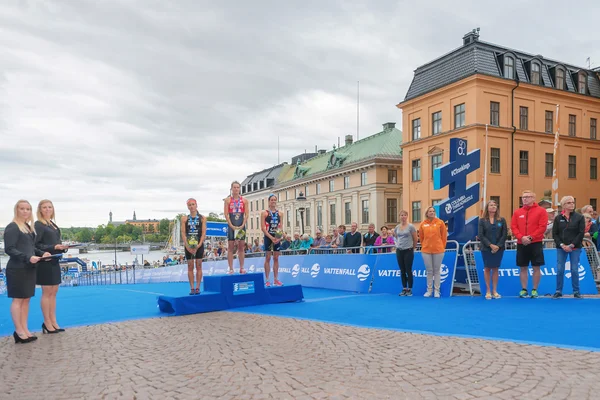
[273,279,283,286]
[519,289,529,298]
[574,292,583,299]
[530,289,539,298]
[552,292,562,299]
[399,289,407,296]
[423,291,432,298]
[406,289,413,297]
[265,281,271,287]
[434,292,441,298]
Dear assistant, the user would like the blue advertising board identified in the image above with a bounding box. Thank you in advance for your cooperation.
[294,253,373,292]
[205,222,228,237]
[474,250,598,295]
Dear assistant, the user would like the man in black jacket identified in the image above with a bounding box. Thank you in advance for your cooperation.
[552,195,585,298]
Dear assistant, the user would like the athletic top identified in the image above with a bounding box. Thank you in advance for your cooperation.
[185,213,203,247]
[228,196,245,228]
[264,209,280,236]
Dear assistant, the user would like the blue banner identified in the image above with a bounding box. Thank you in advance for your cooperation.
[370,251,458,297]
[474,249,598,295]
[295,253,373,292]
[205,222,228,237]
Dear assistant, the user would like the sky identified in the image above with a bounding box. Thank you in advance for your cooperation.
[1,0,598,227]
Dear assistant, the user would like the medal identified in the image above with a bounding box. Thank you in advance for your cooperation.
[234,214,240,221]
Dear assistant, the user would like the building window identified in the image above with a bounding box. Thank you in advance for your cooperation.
[579,74,587,95]
[250,202,253,212]
[432,111,442,135]
[387,199,397,223]
[344,202,351,224]
[490,196,500,209]
[490,101,500,126]
[490,148,500,173]
[361,172,367,186]
[316,183,321,194]
[591,199,597,210]
[412,201,422,223]
[591,158,598,180]
[519,197,523,208]
[361,200,369,224]
[432,199,441,205]
[295,211,299,227]
[569,115,576,137]
[261,199,264,210]
[504,56,514,79]
[454,103,466,128]
[545,111,554,133]
[250,218,253,229]
[329,180,334,192]
[519,151,529,175]
[519,106,528,130]
[317,204,322,228]
[412,159,421,181]
[591,118,597,140]
[545,153,553,177]
[531,63,540,85]
[344,176,350,189]
[305,208,310,227]
[286,210,291,228]
[330,204,336,225]
[412,118,421,140]
[569,156,577,178]
[256,217,259,229]
[305,186,309,196]
[388,169,397,184]
[431,153,442,179]
[556,68,565,90]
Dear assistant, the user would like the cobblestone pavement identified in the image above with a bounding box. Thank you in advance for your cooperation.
[1,312,599,400]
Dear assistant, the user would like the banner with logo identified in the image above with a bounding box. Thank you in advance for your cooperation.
[474,250,598,295]
[292,253,373,292]
[205,222,228,238]
[370,250,458,297]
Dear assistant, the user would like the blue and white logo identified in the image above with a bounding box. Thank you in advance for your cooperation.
[311,263,320,278]
[457,140,466,155]
[445,203,453,214]
[208,266,214,276]
[565,262,586,281]
[440,264,450,283]
[222,227,227,233]
[292,264,300,278]
[248,265,255,273]
[357,264,370,281]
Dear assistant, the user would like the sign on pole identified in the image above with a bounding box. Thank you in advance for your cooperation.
[130,245,150,255]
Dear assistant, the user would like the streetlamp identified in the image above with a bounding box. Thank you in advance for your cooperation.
[296,191,307,235]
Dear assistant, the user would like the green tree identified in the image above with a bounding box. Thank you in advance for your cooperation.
[95,225,106,242]
[131,226,143,241]
[206,212,226,222]
[159,219,170,235]
[75,228,93,243]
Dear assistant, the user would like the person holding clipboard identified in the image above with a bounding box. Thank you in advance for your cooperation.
[35,199,69,333]
[181,198,206,295]
[3,200,51,344]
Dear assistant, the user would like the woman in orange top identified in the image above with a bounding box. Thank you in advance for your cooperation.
[418,207,448,298]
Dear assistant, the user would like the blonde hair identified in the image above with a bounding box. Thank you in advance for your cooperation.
[522,189,535,197]
[560,195,574,207]
[423,206,436,220]
[13,200,35,234]
[37,199,56,225]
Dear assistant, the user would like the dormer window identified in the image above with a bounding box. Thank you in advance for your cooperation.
[531,63,540,85]
[504,56,515,79]
[578,72,587,95]
[556,68,565,90]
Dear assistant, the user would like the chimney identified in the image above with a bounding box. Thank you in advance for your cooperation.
[462,28,480,46]
[345,135,353,146]
[383,122,396,131]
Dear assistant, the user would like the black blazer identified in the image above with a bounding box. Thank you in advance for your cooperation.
[478,217,508,251]
[3,222,44,268]
[34,220,66,258]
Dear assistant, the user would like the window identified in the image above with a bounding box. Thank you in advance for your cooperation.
[250,202,253,212]
[531,63,540,85]
[569,156,577,178]
[412,118,421,140]
[545,111,554,133]
[285,191,288,201]
[256,217,259,229]
[316,183,321,194]
[490,102,500,126]
[432,111,442,135]
[388,169,397,184]
[317,204,322,228]
[591,158,598,180]
[591,118,597,140]
[579,74,587,95]
[519,151,529,175]
[504,56,514,78]
[519,197,523,208]
[431,153,442,179]
[305,186,309,196]
[286,210,290,228]
[344,202,351,224]
[361,172,367,186]
[556,68,564,90]
[387,199,397,223]
[256,200,258,210]
[305,208,310,226]
[412,201,422,223]
[361,200,369,224]
[519,106,528,130]
[490,196,500,209]
[490,148,500,173]
[250,218,253,229]
[545,153,553,177]
[591,199,597,210]
[295,211,299,227]
[330,204,336,225]
[569,115,576,137]
[344,176,350,189]
[261,199,264,210]
[412,159,421,181]
[329,180,334,192]
[454,103,466,128]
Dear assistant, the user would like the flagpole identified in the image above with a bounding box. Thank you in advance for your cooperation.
[551,104,560,208]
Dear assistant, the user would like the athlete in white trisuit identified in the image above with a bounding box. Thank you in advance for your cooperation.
[181,198,206,295]
[224,181,249,274]
[261,194,284,287]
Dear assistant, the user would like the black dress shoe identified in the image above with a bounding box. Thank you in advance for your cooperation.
[53,325,65,332]
[13,332,33,344]
[42,323,59,334]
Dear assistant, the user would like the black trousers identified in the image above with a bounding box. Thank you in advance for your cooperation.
[396,248,414,289]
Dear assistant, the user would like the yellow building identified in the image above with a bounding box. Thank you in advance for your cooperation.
[398,29,600,226]
[109,211,160,233]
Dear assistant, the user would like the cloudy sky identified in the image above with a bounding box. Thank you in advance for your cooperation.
[1,0,598,227]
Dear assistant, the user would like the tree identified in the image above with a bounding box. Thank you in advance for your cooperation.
[75,228,93,243]
[131,226,143,241]
[206,212,226,222]
[159,219,170,235]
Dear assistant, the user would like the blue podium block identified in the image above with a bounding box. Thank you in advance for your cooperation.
[157,292,227,315]
[266,285,304,303]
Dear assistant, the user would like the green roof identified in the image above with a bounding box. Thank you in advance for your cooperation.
[278,124,402,184]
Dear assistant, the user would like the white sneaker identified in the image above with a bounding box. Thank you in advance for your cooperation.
[434,292,441,298]
[423,291,432,298]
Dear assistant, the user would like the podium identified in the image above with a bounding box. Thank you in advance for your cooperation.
[157,273,303,316]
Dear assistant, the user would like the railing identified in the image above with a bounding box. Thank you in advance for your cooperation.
[462,238,600,296]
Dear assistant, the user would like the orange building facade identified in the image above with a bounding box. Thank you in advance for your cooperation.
[398,30,600,227]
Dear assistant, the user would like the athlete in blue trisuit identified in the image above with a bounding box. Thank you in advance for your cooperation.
[224,181,249,274]
[180,198,206,295]
[261,194,284,287]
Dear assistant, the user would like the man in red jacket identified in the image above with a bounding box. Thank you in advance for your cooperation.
[510,190,548,298]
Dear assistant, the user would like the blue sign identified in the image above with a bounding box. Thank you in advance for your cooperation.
[433,138,480,243]
[205,222,228,237]
[233,281,255,295]
[474,250,598,295]
[370,251,458,297]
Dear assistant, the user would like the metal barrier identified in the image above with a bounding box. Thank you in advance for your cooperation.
[463,238,600,295]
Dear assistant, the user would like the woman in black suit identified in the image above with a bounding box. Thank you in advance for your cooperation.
[35,199,68,333]
[477,200,508,300]
[4,200,51,344]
